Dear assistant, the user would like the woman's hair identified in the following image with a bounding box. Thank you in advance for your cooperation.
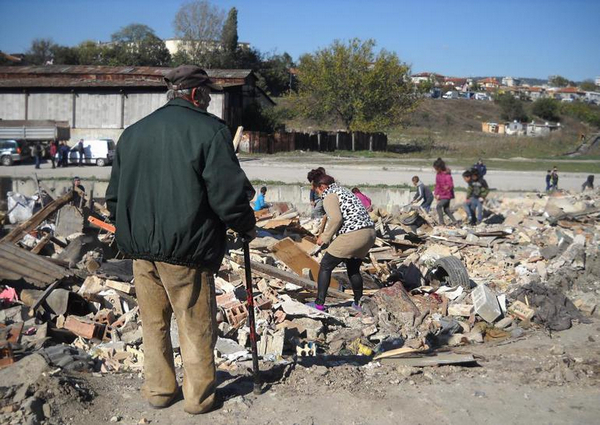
[433,157,447,172]
[351,187,360,193]
[260,186,267,193]
[412,176,419,183]
[316,174,335,186]
[307,167,326,184]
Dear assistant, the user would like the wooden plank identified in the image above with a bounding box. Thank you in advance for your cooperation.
[105,279,134,295]
[227,255,351,300]
[232,126,244,152]
[272,238,340,290]
[378,353,477,367]
[0,243,69,277]
[2,190,74,244]
[373,346,423,361]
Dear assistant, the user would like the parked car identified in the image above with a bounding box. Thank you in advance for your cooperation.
[56,139,116,166]
[0,139,30,166]
[442,90,459,99]
[474,92,491,101]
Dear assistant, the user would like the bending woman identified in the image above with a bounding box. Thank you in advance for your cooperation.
[307,173,376,311]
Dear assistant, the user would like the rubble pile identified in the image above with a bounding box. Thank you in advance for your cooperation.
[0,187,599,423]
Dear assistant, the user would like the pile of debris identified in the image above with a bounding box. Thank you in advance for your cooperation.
[0,186,599,423]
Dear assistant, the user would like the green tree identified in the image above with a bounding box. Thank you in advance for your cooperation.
[580,80,598,92]
[76,41,105,65]
[258,52,295,96]
[495,93,528,122]
[221,7,238,53]
[111,23,156,43]
[109,24,171,66]
[50,45,79,64]
[25,38,54,65]
[532,98,560,122]
[294,38,418,131]
[549,75,570,88]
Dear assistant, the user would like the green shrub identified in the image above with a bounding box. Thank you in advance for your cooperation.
[532,98,560,122]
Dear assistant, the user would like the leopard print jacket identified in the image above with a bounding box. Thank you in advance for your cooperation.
[322,183,374,235]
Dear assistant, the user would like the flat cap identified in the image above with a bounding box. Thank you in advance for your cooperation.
[164,65,223,91]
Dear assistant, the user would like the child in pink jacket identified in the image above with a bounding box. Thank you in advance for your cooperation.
[433,158,457,225]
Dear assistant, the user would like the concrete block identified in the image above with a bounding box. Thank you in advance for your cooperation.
[471,284,502,323]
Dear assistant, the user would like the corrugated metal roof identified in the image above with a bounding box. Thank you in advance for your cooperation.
[0,77,166,88]
[0,66,254,89]
[0,242,71,287]
[0,65,253,79]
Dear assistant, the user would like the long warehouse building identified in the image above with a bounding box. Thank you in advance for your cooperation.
[0,65,274,141]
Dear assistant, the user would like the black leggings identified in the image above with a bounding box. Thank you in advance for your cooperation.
[316,252,363,305]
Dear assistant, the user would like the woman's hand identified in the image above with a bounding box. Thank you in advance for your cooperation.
[316,236,324,246]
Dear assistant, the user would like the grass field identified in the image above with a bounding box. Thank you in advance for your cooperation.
[273,97,599,161]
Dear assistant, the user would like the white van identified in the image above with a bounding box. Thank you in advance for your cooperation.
[61,139,115,166]
[474,92,491,101]
[442,90,459,99]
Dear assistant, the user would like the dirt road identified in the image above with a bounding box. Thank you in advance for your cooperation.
[51,322,600,425]
[0,157,593,192]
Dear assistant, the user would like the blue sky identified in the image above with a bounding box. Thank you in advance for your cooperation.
[1,0,598,81]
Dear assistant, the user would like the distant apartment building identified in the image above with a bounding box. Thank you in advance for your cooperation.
[164,39,250,56]
[596,76,600,86]
[501,76,520,87]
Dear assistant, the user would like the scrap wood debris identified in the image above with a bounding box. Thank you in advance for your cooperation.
[0,187,599,423]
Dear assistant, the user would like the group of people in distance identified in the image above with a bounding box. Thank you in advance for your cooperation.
[32,140,82,169]
[545,167,560,191]
[409,157,489,226]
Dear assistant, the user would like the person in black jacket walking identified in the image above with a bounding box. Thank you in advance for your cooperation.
[106,65,256,415]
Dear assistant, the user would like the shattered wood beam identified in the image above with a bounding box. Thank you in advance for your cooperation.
[2,190,74,244]
[30,233,52,255]
[226,255,352,300]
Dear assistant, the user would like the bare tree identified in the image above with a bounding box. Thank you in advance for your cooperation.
[173,0,225,63]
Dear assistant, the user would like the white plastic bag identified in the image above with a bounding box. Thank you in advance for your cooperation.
[7,191,36,224]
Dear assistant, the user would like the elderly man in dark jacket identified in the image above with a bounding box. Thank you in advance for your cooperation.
[106,65,256,415]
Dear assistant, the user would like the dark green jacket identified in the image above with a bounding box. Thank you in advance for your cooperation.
[106,98,256,271]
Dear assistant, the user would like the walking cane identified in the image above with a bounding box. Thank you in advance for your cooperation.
[242,238,261,395]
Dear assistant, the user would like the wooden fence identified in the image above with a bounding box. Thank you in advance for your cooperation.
[239,130,387,154]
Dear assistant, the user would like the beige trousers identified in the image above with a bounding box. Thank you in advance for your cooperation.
[133,260,217,414]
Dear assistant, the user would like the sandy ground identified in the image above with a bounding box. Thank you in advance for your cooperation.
[0,157,593,192]
[47,321,600,425]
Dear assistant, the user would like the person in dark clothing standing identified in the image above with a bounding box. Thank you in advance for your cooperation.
[59,142,70,167]
[545,170,552,191]
[106,65,255,415]
[551,167,559,190]
[77,139,85,167]
[473,158,487,178]
[33,142,42,169]
[72,177,85,207]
